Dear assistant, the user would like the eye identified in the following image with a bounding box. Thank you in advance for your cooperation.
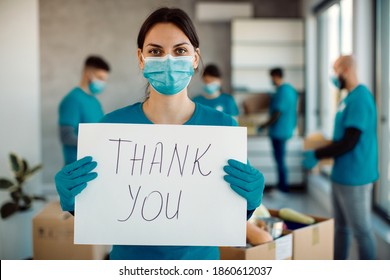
[175,47,188,55]
[148,48,162,56]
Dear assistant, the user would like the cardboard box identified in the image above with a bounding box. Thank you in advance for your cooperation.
[303,132,334,167]
[303,132,332,150]
[269,209,334,260]
[238,113,268,136]
[32,200,110,260]
[241,94,271,115]
[219,209,293,260]
[219,231,292,260]
[290,215,334,260]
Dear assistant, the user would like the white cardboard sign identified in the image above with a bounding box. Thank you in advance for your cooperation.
[75,123,247,246]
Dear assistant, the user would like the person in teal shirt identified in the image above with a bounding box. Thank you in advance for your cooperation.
[54,7,265,260]
[100,102,241,260]
[303,55,379,260]
[193,64,239,118]
[259,68,298,192]
[58,55,110,165]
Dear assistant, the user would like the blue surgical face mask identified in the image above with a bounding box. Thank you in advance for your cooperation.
[331,74,346,89]
[330,75,340,89]
[203,82,220,95]
[89,79,106,95]
[142,54,194,95]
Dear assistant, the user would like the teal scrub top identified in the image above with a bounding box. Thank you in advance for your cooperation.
[193,93,239,116]
[269,83,298,140]
[331,84,379,186]
[100,102,237,260]
[58,87,104,165]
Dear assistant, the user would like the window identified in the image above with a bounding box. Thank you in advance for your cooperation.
[317,1,353,138]
[375,0,390,220]
[340,0,353,54]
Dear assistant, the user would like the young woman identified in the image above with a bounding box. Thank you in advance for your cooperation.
[55,7,264,260]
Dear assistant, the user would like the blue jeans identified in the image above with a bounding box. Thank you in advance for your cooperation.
[271,138,288,191]
[332,182,376,260]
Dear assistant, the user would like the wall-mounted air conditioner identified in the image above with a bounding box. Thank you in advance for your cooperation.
[195,2,253,22]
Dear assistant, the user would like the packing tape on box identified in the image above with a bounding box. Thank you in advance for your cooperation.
[312,226,320,246]
[268,242,276,251]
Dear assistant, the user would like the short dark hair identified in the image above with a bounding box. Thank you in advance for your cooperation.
[84,55,110,72]
[202,64,221,78]
[270,68,283,78]
[137,7,200,50]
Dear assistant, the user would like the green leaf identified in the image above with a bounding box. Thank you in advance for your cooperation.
[10,190,21,203]
[25,164,42,178]
[1,202,19,219]
[9,153,22,175]
[21,159,29,176]
[15,158,29,183]
[0,178,14,190]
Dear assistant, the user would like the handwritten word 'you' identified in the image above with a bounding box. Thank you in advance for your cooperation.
[118,185,182,222]
[109,139,212,177]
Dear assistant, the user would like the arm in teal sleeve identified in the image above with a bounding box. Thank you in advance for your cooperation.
[259,111,281,129]
[59,95,80,127]
[229,95,239,116]
[315,127,361,159]
[59,125,78,146]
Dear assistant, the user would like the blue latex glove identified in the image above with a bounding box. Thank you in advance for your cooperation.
[55,156,98,211]
[303,150,318,170]
[223,159,265,210]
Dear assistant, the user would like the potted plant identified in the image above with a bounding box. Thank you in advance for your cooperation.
[0,153,46,219]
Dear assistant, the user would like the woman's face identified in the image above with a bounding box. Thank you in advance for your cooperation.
[138,23,200,70]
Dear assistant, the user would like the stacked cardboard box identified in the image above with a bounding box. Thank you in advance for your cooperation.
[32,200,110,260]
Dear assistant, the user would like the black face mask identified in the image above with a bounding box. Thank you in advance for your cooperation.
[338,75,346,90]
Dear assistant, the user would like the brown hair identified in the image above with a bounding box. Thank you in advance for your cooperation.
[137,7,200,50]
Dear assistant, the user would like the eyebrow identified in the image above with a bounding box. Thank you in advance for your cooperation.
[145,42,190,48]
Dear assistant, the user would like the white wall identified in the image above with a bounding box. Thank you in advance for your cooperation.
[0,0,41,259]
